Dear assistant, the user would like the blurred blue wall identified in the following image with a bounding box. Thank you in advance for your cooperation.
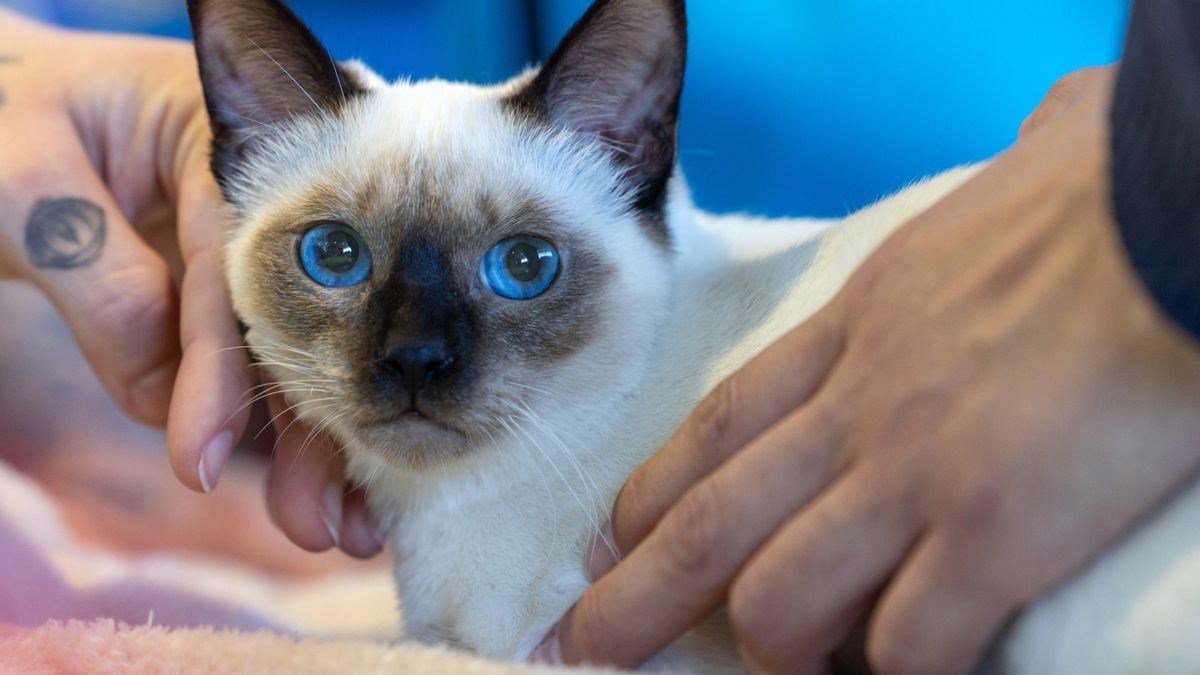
[5,0,1128,217]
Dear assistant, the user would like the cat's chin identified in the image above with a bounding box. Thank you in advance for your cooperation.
[351,414,475,469]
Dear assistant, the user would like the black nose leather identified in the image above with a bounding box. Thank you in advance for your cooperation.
[380,343,453,394]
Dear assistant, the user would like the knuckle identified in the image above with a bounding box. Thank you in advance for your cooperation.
[94,261,176,339]
[1045,76,1076,102]
[868,632,920,675]
[867,610,942,675]
[610,473,650,552]
[658,480,728,580]
[91,262,178,390]
[1055,67,1099,91]
[867,612,971,675]
[1018,110,1046,138]
[728,574,790,665]
[688,378,741,463]
[966,549,1026,610]
[948,476,1007,532]
[1022,71,1088,137]
[561,598,617,662]
[803,392,843,436]
[1043,69,1088,106]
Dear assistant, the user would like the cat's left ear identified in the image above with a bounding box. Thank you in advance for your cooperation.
[509,0,687,215]
[187,0,366,195]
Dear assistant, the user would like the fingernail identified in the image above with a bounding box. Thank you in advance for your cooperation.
[320,482,343,548]
[586,521,618,582]
[198,430,234,494]
[528,630,562,665]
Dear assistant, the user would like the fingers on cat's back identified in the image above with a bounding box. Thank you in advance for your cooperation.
[611,307,847,555]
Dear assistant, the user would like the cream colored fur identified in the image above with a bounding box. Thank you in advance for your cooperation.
[222,62,1200,675]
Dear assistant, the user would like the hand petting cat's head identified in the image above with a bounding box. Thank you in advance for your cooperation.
[188,0,688,470]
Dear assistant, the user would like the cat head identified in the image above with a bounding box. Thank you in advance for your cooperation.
[188,0,688,471]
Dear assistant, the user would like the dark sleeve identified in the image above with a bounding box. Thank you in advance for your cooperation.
[1110,0,1200,340]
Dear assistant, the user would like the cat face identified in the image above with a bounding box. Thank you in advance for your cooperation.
[189,0,688,469]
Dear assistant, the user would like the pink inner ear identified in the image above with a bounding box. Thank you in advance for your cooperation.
[573,54,679,148]
[194,1,349,135]
[531,0,684,209]
[540,0,684,148]
[201,27,303,126]
[198,19,272,129]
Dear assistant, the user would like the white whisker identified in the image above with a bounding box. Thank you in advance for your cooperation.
[499,415,561,550]
[292,409,350,472]
[243,34,325,116]
[507,412,598,541]
[517,402,610,552]
[258,396,340,440]
[272,402,340,458]
[510,381,557,397]
[213,108,272,129]
[220,381,337,431]
[329,53,346,103]
[351,458,384,492]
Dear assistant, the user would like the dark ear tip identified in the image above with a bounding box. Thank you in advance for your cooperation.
[670,0,688,39]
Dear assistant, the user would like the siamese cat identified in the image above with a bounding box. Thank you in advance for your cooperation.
[187,0,1200,672]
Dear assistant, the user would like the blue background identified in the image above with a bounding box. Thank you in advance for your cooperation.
[5,0,1129,217]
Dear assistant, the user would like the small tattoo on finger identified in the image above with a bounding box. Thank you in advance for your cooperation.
[25,197,108,270]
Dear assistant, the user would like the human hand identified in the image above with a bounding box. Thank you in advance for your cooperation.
[0,10,377,559]
[0,10,207,428]
[542,69,1200,673]
[1019,65,1116,138]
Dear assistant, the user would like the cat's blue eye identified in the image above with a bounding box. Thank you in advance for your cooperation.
[299,223,372,287]
[481,236,560,300]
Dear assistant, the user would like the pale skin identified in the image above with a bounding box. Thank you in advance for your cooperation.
[0,9,376,559]
[538,66,1200,673]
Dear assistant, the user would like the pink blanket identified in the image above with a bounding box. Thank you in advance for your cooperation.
[0,510,276,632]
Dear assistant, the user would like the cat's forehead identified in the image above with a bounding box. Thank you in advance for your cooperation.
[234,77,632,241]
[261,170,558,254]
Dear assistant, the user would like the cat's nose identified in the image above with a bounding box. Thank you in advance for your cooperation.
[379,343,454,394]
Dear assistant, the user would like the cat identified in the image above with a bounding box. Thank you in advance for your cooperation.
[186,0,1200,672]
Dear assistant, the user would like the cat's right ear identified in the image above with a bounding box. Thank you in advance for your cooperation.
[508,0,687,217]
[187,0,364,193]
